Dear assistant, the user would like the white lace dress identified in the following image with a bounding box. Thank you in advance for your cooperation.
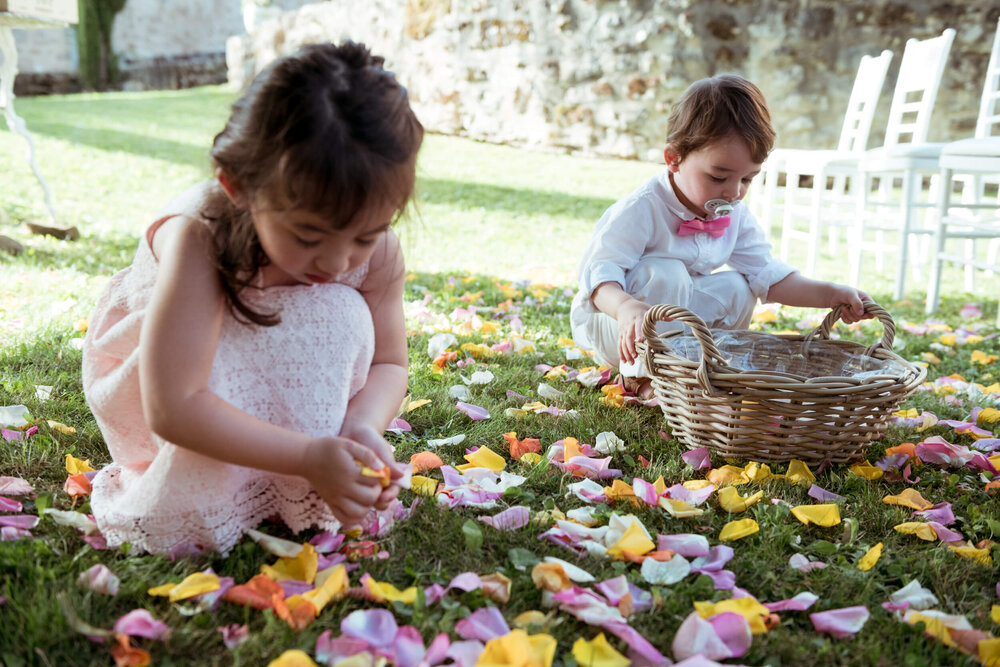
[82,216,374,555]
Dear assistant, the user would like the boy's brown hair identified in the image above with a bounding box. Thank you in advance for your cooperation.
[666,74,775,164]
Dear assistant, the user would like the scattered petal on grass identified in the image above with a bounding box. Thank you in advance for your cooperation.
[218,624,249,649]
[541,557,594,583]
[593,432,625,454]
[0,477,33,496]
[849,461,883,480]
[78,564,119,596]
[266,649,317,667]
[245,529,304,558]
[810,606,870,638]
[410,451,444,473]
[341,608,398,647]
[764,592,819,612]
[889,580,939,611]
[111,633,151,667]
[410,475,438,496]
[789,554,827,572]
[455,606,511,642]
[785,460,816,486]
[479,506,530,531]
[532,562,572,593]
[0,515,38,529]
[478,629,555,667]
[658,533,710,558]
[883,488,933,510]
[0,405,30,427]
[948,545,994,565]
[707,465,750,487]
[571,632,630,667]
[858,543,883,571]
[0,497,22,512]
[791,504,841,527]
[640,555,690,585]
[719,519,759,541]
[606,522,655,559]
[43,508,99,534]
[455,401,490,420]
[717,487,763,513]
[694,597,771,635]
[807,484,844,502]
[458,447,506,472]
[64,473,92,498]
[261,543,318,584]
[113,609,171,641]
[427,434,466,448]
[682,446,710,470]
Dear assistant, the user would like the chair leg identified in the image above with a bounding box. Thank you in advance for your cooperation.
[894,171,916,301]
[926,167,952,315]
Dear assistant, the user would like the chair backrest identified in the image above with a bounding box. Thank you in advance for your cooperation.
[976,17,1000,138]
[836,50,894,152]
[882,28,956,147]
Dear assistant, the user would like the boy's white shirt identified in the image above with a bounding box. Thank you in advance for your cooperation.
[573,169,795,319]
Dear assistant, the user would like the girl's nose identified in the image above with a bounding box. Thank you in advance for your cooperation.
[317,250,349,276]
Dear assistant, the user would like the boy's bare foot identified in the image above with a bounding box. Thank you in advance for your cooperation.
[622,376,655,399]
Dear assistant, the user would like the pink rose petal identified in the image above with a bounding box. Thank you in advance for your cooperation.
[0,497,23,512]
[764,591,819,612]
[113,609,170,640]
[0,515,38,529]
[709,611,753,658]
[789,553,827,572]
[807,484,844,502]
[315,631,371,664]
[218,624,249,649]
[393,625,426,667]
[478,506,530,531]
[77,564,119,596]
[0,477,33,496]
[341,608,398,647]
[454,606,509,641]
[658,533,711,558]
[444,640,485,667]
[631,478,661,506]
[682,446,711,470]
[672,610,733,661]
[667,483,716,506]
[455,402,490,421]
[810,606,870,638]
[1,526,32,541]
[424,633,451,666]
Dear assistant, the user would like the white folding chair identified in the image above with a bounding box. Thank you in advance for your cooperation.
[753,50,893,275]
[848,28,957,300]
[926,18,1000,327]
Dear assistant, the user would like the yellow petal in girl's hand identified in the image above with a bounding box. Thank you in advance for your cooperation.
[719,518,759,541]
[358,463,392,487]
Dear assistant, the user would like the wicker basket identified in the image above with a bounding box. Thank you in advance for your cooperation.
[638,302,927,464]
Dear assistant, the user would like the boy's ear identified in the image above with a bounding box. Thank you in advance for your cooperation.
[216,169,247,207]
[664,146,682,172]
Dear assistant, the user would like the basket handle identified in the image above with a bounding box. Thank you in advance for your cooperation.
[641,304,729,395]
[804,300,895,356]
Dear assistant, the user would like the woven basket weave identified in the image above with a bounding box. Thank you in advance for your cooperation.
[638,302,926,464]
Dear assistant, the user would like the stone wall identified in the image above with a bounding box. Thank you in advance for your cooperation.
[228,0,999,160]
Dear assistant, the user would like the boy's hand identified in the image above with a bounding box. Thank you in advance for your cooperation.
[829,284,873,324]
[615,299,652,364]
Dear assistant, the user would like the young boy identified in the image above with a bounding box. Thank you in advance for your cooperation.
[570,74,870,399]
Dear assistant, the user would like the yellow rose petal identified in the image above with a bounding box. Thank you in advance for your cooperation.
[849,461,884,480]
[301,565,347,614]
[531,562,572,593]
[991,605,1000,626]
[405,398,432,412]
[948,545,994,566]
[65,454,94,475]
[894,522,938,541]
[606,522,655,559]
[791,504,841,527]
[267,650,318,667]
[883,488,933,510]
[571,633,630,667]
[261,543,318,584]
[659,497,705,518]
[410,475,439,496]
[744,462,774,483]
[707,465,750,487]
[719,518,759,541]
[478,629,556,667]
[682,479,714,490]
[519,452,544,465]
[456,447,506,472]
[513,610,548,628]
[858,542,883,571]
[717,486,764,513]
[979,638,1000,665]
[785,460,816,486]
[168,572,221,602]
[907,612,955,647]
[147,582,178,597]
[47,420,76,434]
[364,577,417,604]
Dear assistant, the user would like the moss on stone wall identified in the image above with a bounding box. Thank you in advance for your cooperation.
[76,0,128,90]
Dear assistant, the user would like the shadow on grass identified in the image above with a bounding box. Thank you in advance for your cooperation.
[2,231,140,275]
[418,177,616,220]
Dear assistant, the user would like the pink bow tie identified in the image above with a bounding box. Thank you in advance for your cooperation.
[677,215,731,238]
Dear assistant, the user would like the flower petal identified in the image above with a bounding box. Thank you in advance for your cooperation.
[810,606,870,638]
[340,609,398,647]
[113,609,170,641]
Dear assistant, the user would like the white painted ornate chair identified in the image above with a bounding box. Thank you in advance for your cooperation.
[848,29,957,300]
[926,18,1000,326]
[752,50,893,275]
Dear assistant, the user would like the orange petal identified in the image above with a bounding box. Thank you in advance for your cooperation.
[63,473,92,498]
[410,451,444,473]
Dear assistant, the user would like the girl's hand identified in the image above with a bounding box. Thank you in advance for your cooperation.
[339,420,405,509]
[829,284,873,324]
[615,299,652,364]
[301,436,386,526]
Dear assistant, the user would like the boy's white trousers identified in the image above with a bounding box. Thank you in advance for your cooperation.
[570,257,756,377]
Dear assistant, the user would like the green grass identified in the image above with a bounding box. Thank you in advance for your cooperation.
[1,86,999,666]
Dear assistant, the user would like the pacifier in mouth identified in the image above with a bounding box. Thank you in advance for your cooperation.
[704,199,735,217]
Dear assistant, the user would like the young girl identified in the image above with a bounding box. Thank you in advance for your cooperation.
[82,42,423,555]
[570,75,871,399]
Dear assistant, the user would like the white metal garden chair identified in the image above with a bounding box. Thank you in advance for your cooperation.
[848,28,957,300]
[752,50,893,275]
[926,18,1000,327]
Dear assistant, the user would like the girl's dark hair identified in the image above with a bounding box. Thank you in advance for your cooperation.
[205,41,424,326]
[666,74,775,164]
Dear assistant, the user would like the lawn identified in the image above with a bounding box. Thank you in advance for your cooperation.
[1,86,999,666]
